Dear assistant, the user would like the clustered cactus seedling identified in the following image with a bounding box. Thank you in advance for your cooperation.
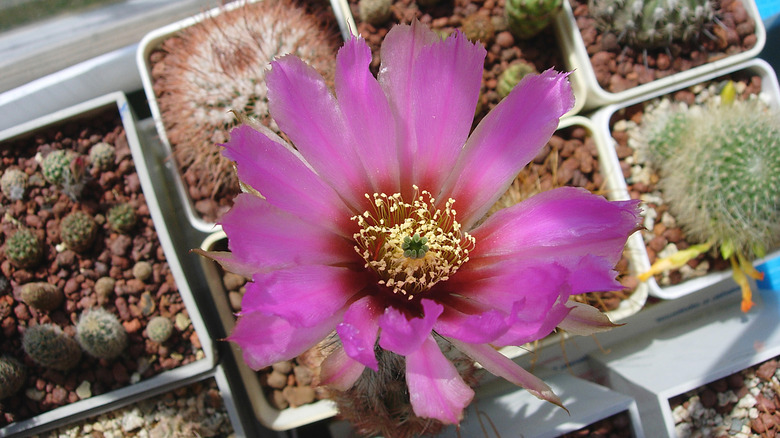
[20,282,63,311]
[639,88,780,312]
[22,324,82,371]
[588,0,715,48]
[60,211,98,253]
[497,60,539,98]
[0,356,25,400]
[76,308,127,360]
[41,150,88,199]
[88,142,116,171]
[153,0,340,220]
[146,316,174,344]
[107,203,137,233]
[1,168,29,201]
[359,0,393,26]
[4,228,43,268]
[505,0,563,40]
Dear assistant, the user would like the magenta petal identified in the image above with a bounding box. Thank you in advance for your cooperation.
[434,307,511,344]
[469,187,640,265]
[493,300,572,346]
[221,194,357,272]
[336,37,400,194]
[378,299,442,356]
[242,265,366,328]
[222,125,351,235]
[406,336,475,424]
[337,295,382,371]
[448,338,563,408]
[228,310,339,370]
[441,70,575,227]
[266,55,369,210]
[320,345,366,391]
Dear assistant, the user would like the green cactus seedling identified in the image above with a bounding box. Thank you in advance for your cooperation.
[76,308,127,360]
[506,0,562,40]
[4,229,43,268]
[107,203,137,233]
[60,211,98,253]
[0,356,25,400]
[41,150,74,186]
[89,142,116,171]
[497,61,539,98]
[1,169,28,201]
[359,0,393,26]
[20,282,63,311]
[22,324,81,371]
[146,316,174,344]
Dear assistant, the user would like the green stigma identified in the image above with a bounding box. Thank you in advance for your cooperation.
[402,233,429,259]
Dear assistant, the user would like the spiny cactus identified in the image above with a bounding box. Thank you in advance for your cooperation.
[497,61,539,98]
[153,0,340,221]
[359,0,393,26]
[4,229,43,268]
[89,142,116,171]
[146,316,174,344]
[41,150,88,199]
[461,13,496,45]
[1,168,29,201]
[588,0,715,48]
[20,282,63,311]
[107,203,137,233]
[60,211,98,253]
[0,356,25,400]
[76,308,127,360]
[506,0,562,40]
[22,324,82,371]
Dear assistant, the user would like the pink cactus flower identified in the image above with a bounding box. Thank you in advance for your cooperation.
[206,21,640,427]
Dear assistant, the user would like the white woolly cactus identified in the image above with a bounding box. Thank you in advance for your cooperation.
[153,0,340,219]
[640,84,780,311]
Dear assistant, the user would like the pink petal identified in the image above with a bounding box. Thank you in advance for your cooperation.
[378,27,485,193]
[336,37,400,194]
[228,310,338,370]
[434,307,512,344]
[406,336,475,424]
[241,265,367,328]
[556,301,621,336]
[220,193,357,273]
[266,55,369,211]
[221,125,352,235]
[319,345,366,391]
[337,295,382,371]
[441,70,575,228]
[448,338,563,409]
[493,299,572,346]
[378,299,443,356]
[191,249,261,279]
[469,187,640,265]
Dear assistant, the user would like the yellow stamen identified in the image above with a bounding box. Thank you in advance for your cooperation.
[352,186,475,297]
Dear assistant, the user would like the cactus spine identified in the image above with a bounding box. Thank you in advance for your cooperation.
[588,0,715,48]
[0,356,25,400]
[22,324,82,371]
[76,308,127,360]
[505,0,563,40]
[60,211,98,253]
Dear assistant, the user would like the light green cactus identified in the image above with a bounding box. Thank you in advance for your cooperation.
[76,308,127,360]
[22,324,81,371]
[505,0,562,40]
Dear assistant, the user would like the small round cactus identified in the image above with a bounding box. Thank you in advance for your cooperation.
[0,356,26,400]
[76,308,127,360]
[506,0,562,40]
[41,150,74,186]
[22,324,81,371]
[60,211,98,253]
[461,13,496,44]
[359,0,393,26]
[497,61,539,98]
[4,229,43,268]
[643,98,780,259]
[146,316,174,343]
[88,142,116,171]
[588,0,715,49]
[1,168,29,201]
[107,203,137,233]
[20,282,63,311]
